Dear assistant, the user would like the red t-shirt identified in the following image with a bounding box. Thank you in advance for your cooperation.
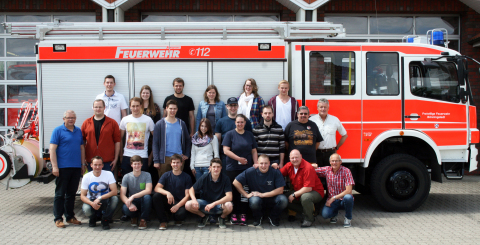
[280,159,324,198]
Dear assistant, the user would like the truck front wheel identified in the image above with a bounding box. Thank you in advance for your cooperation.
[371,154,430,212]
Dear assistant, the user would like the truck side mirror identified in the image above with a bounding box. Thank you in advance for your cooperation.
[459,87,468,103]
[456,58,465,86]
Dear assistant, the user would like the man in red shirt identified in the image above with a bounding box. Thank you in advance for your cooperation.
[280,149,324,227]
[316,153,355,228]
[81,99,121,172]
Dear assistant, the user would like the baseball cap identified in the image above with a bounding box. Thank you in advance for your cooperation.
[227,97,238,105]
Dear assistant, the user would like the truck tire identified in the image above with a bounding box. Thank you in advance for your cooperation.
[0,150,12,180]
[370,154,430,212]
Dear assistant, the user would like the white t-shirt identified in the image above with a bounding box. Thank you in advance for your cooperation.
[119,114,155,158]
[275,96,292,130]
[96,91,128,125]
[81,170,116,199]
[309,114,347,149]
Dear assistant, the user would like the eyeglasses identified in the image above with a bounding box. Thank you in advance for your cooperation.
[298,113,309,115]
[64,117,76,120]
[330,160,341,163]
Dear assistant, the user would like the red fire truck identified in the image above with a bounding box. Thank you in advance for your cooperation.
[1,21,477,212]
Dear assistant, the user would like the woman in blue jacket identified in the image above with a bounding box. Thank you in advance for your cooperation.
[195,85,227,133]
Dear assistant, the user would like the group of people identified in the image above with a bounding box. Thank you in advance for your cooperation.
[50,75,355,231]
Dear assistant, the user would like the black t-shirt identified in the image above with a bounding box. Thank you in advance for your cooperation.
[93,117,105,144]
[192,172,232,203]
[158,171,193,202]
[235,167,285,193]
[163,94,195,133]
[222,130,258,171]
[284,120,322,163]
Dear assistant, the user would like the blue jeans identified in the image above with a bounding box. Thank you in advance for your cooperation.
[122,195,152,220]
[194,167,209,181]
[54,168,81,222]
[86,161,112,172]
[249,195,288,220]
[322,194,354,220]
[82,196,119,220]
[197,199,223,215]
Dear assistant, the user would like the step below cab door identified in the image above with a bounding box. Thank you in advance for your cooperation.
[294,43,362,162]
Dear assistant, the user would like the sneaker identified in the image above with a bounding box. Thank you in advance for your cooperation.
[288,215,296,222]
[101,219,110,230]
[198,215,209,228]
[175,221,183,227]
[159,222,167,230]
[67,217,82,225]
[55,220,65,228]
[344,217,351,228]
[230,214,238,225]
[268,217,280,227]
[89,217,96,227]
[218,217,226,229]
[239,214,247,226]
[120,215,129,222]
[301,220,312,228]
[330,216,338,223]
[252,216,262,226]
[138,219,147,230]
[131,217,138,227]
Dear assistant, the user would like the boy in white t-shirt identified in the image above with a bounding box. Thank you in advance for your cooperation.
[80,156,118,230]
[120,97,155,175]
[95,75,128,125]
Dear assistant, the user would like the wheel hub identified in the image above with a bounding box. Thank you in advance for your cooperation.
[387,170,416,199]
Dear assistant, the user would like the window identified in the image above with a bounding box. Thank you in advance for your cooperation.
[142,13,280,22]
[326,15,461,51]
[410,62,459,103]
[310,51,356,95]
[366,53,399,95]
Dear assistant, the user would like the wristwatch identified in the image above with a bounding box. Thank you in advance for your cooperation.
[292,193,296,198]
[97,196,102,200]
[333,195,337,200]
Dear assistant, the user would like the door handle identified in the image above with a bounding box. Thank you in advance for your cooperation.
[405,113,420,120]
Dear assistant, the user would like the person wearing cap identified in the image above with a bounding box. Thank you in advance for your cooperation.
[215,97,253,167]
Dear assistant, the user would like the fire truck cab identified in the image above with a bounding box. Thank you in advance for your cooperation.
[292,42,478,211]
[2,21,478,212]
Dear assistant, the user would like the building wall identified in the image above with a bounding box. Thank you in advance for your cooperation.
[124,0,296,22]
[0,0,102,21]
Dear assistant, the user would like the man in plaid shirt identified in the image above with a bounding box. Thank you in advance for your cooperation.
[315,153,355,228]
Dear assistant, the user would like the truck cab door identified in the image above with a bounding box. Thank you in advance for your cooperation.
[361,51,402,159]
[404,56,469,164]
[295,43,362,162]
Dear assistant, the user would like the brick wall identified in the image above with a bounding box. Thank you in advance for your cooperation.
[124,0,296,22]
[0,0,102,21]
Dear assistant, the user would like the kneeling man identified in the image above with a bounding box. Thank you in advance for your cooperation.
[186,158,233,229]
[233,154,287,226]
[280,149,324,227]
[120,155,153,230]
[316,153,354,228]
[81,156,119,230]
[153,154,192,230]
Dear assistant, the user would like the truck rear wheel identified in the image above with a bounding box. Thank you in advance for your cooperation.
[0,150,12,180]
[371,154,430,212]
